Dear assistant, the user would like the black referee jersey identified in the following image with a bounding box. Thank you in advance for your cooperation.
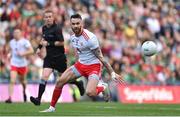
[42,23,65,57]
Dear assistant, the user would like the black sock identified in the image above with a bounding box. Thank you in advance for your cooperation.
[69,80,84,96]
[38,79,47,100]
[69,80,78,85]
[22,83,26,96]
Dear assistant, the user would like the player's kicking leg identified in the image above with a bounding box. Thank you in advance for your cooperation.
[40,67,78,112]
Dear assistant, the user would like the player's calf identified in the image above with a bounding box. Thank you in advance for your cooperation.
[23,93,27,102]
[86,89,97,97]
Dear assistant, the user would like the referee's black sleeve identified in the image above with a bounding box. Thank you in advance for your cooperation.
[56,24,64,41]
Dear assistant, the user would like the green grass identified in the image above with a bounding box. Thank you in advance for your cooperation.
[1,102,180,116]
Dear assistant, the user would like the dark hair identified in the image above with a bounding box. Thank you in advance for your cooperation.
[70,13,82,20]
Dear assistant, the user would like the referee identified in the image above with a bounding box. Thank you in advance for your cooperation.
[30,10,84,105]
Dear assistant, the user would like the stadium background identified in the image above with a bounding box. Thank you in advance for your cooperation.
[0,0,180,103]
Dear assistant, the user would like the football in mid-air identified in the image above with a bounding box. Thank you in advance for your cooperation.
[141,41,157,56]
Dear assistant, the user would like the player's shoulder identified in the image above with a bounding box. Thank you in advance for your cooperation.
[10,38,14,42]
[82,29,96,40]
[21,38,28,41]
[9,39,15,44]
[70,33,76,39]
[20,38,30,43]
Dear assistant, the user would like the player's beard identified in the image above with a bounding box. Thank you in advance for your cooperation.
[73,27,82,36]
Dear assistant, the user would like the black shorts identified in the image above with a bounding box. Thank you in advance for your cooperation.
[43,54,67,73]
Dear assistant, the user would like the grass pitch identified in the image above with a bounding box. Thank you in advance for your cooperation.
[0,102,180,116]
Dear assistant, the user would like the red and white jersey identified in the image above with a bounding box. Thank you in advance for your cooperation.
[9,38,31,67]
[70,29,100,65]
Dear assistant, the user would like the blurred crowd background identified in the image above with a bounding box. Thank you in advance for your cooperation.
[0,0,180,86]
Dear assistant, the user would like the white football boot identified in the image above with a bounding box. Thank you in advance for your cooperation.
[39,106,55,113]
[98,81,111,102]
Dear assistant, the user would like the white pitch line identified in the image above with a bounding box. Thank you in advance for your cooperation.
[87,105,180,111]
[86,105,117,109]
[157,107,180,111]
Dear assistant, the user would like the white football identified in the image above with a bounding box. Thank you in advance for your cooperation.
[141,41,157,56]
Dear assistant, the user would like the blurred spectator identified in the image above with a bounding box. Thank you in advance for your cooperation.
[0,0,179,87]
[0,60,9,83]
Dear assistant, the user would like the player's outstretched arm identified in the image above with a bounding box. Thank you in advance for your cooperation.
[92,47,125,84]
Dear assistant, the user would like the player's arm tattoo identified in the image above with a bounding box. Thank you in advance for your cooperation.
[92,47,114,75]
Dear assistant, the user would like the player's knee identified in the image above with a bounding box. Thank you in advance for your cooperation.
[86,90,96,97]
[20,80,27,85]
[56,78,65,87]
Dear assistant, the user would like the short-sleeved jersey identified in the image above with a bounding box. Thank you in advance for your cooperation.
[70,29,100,65]
[42,23,65,57]
[10,38,31,67]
